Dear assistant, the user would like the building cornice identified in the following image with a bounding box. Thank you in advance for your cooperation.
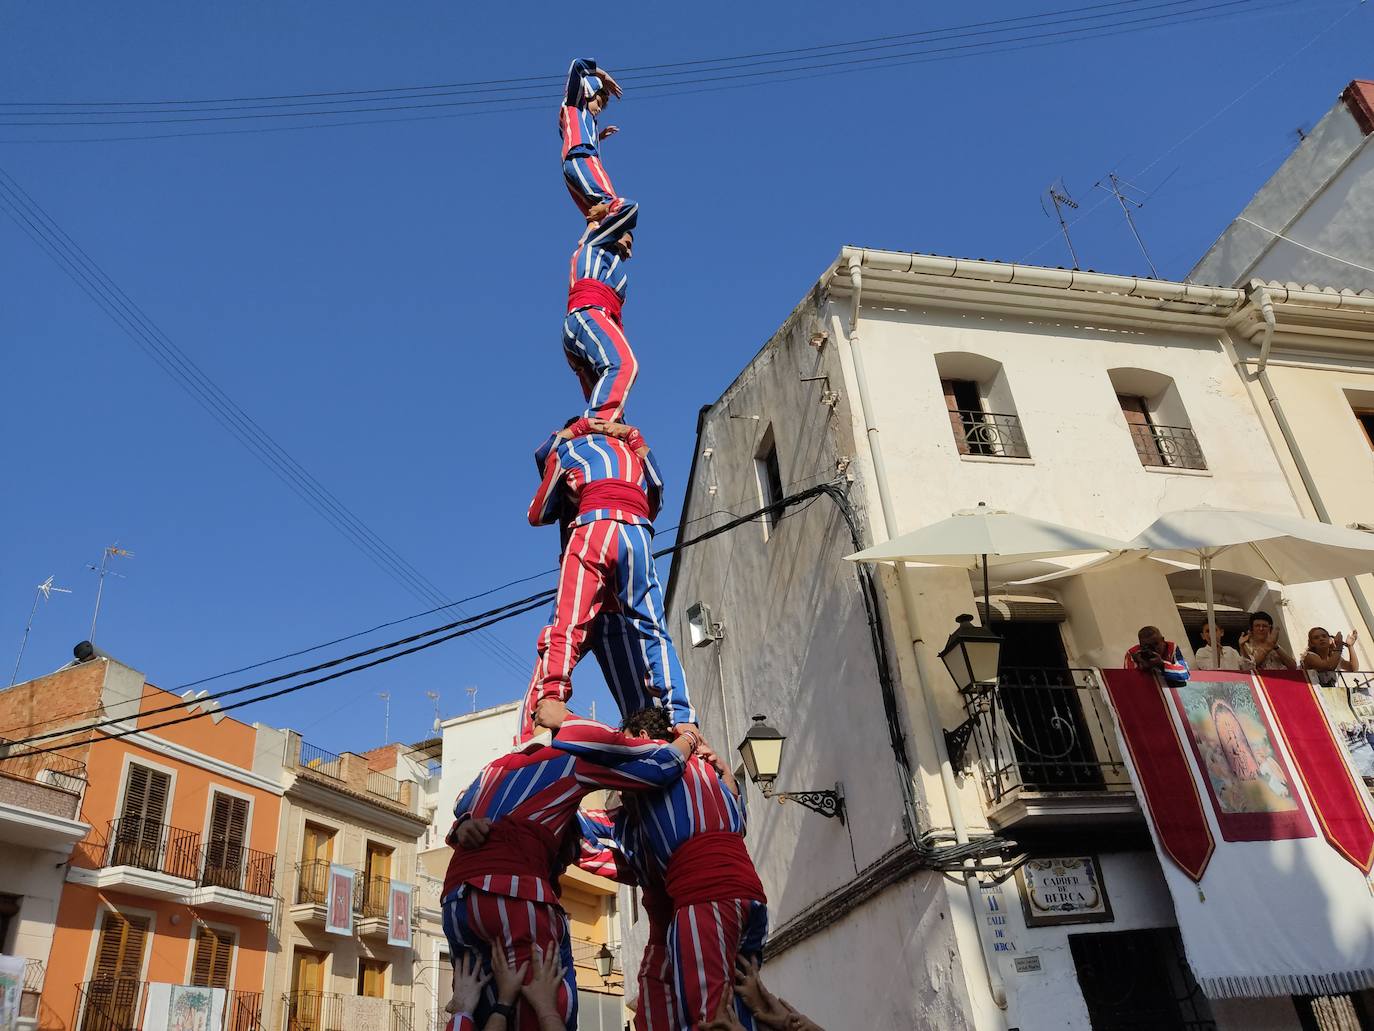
[286,773,429,835]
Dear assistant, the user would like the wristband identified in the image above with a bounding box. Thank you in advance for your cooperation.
[491,1002,516,1020]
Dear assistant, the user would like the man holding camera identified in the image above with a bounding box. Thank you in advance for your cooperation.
[1123,625,1191,686]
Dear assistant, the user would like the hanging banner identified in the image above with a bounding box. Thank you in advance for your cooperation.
[1101,669,1214,880]
[1261,672,1374,874]
[1104,668,1374,998]
[0,955,23,1031]
[387,880,412,948]
[326,864,355,936]
[1313,672,1374,780]
[142,983,227,1031]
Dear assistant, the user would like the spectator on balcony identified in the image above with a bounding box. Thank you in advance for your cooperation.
[1124,626,1190,685]
[1192,622,1245,672]
[1302,627,1359,684]
[1239,612,1297,671]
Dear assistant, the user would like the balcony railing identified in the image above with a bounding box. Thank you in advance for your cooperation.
[295,859,334,906]
[966,667,1132,809]
[21,957,42,1020]
[0,739,87,795]
[366,769,402,801]
[947,409,1031,460]
[103,817,200,881]
[198,840,276,897]
[1128,422,1206,470]
[76,979,262,1031]
[299,741,344,781]
[99,819,273,897]
[282,991,414,1031]
[356,873,391,920]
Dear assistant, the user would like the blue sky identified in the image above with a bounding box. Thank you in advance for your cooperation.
[2,0,1369,754]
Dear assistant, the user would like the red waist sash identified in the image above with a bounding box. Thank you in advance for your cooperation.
[664,831,766,907]
[443,819,559,898]
[568,278,623,323]
[579,480,650,519]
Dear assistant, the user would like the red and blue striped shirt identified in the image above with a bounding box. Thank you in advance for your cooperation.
[559,58,603,160]
[529,425,663,530]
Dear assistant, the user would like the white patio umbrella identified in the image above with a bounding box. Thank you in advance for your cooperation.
[845,502,1134,616]
[1128,506,1374,666]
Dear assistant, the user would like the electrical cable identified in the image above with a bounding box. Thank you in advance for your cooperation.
[0,0,1303,141]
[0,166,530,676]
[3,482,842,755]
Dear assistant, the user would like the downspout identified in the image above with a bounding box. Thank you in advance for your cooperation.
[841,253,1008,1010]
[1242,283,1374,640]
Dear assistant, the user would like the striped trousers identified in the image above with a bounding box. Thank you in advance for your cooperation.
[669,898,769,1030]
[563,154,621,217]
[563,306,637,422]
[442,886,577,1031]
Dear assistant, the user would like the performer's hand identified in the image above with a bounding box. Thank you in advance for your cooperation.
[778,999,826,1031]
[448,953,490,1016]
[584,201,610,225]
[455,817,493,850]
[598,125,619,141]
[734,957,786,1028]
[535,698,569,731]
[491,946,527,1006]
[600,72,623,98]
[674,723,703,749]
[587,418,633,438]
[520,945,565,1016]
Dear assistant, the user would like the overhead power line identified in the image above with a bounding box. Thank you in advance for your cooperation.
[0,0,1307,142]
[0,165,529,675]
[3,482,843,757]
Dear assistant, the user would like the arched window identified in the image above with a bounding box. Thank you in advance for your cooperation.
[933,353,1030,460]
[1107,368,1206,471]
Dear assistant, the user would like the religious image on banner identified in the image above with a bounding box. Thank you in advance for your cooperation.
[168,985,215,1031]
[387,881,412,948]
[1318,675,1374,780]
[1170,676,1316,841]
[0,954,22,1031]
[326,864,355,936]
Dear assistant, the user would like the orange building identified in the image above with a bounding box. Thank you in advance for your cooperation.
[0,651,283,1030]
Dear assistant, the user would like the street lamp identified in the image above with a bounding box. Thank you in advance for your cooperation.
[736,715,844,823]
[937,614,1003,772]
[594,944,614,980]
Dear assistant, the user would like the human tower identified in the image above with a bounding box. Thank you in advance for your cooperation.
[440,60,770,1031]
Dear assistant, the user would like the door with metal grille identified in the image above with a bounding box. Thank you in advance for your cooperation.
[1069,927,1215,1030]
[112,764,170,869]
[83,911,149,1031]
[204,793,249,890]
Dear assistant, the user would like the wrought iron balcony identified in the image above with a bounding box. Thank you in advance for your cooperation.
[1128,422,1206,470]
[76,979,263,1031]
[298,741,344,780]
[281,990,414,1031]
[947,409,1031,459]
[102,817,201,881]
[0,740,87,823]
[295,858,335,907]
[963,667,1136,830]
[197,839,276,897]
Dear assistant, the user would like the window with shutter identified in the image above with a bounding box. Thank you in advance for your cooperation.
[114,764,170,869]
[298,824,334,905]
[364,844,392,917]
[84,911,149,1031]
[1117,394,1165,466]
[357,958,387,998]
[191,926,234,988]
[204,793,249,890]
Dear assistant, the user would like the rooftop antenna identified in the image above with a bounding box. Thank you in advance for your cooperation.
[87,544,133,644]
[11,576,72,687]
[1097,172,1158,278]
[427,690,442,733]
[379,692,391,744]
[1043,180,1081,270]
[465,686,478,713]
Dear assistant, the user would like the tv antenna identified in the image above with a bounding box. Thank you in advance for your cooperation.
[465,686,478,713]
[1097,172,1158,278]
[11,576,72,687]
[427,690,442,733]
[379,692,391,744]
[1043,180,1081,270]
[87,544,133,644]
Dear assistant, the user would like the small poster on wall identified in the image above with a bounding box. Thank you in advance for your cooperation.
[326,864,355,936]
[0,954,23,1031]
[1016,856,1113,927]
[387,881,412,948]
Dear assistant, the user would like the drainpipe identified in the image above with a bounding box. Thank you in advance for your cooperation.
[1238,283,1374,639]
[840,253,1008,1011]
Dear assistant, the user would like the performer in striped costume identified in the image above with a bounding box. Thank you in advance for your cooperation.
[442,716,693,1031]
[521,417,696,741]
[565,200,638,421]
[555,710,768,1030]
[559,57,624,219]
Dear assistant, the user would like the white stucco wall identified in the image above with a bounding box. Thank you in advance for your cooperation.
[426,702,520,848]
[1191,96,1374,292]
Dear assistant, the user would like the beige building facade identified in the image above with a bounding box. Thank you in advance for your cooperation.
[647,246,1374,1030]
